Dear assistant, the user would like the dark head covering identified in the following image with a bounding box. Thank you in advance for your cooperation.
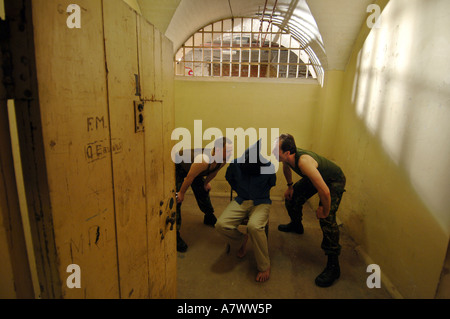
[239,139,269,176]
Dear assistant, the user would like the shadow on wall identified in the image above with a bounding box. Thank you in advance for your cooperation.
[331,0,450,299]
[351,0,450,235]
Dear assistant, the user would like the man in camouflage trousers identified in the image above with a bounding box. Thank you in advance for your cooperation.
[273,134,346,287]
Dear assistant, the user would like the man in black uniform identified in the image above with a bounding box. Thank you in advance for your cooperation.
[175,137,233,252]
[274,134,346,287]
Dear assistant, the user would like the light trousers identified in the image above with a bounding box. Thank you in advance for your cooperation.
[215,200,270,272]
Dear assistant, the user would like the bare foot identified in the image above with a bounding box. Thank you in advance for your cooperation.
[237,234,248,258]
[256,267,270,282]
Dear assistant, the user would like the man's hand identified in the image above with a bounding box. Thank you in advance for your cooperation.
[204,183,212,193]
[176,192,184,204]
[284,187,294,200]
[316,206,329,219]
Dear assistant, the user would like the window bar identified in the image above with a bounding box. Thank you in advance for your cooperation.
[248,21,252,78]
[270,24,276,77]
[210,27,213,76]
[201,30,204,76]
[306,56,310,79]
[230,18,234,77]
[242,18,246,77]
[248,19,252,78]
[220,20,223,77]
[248,46,251,78]
[212,22,215,76]
[183,46,186,76]
[258,19,261,77]
[238,18,241,77]
[277,31,281,78]
[286,36,291,78]
[239,18,242,78]
[296,49,300,79]
[257,47,261,78]
[229,46,233,77]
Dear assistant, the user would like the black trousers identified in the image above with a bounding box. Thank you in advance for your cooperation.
[175,164,214,232]
[285,174,346,256]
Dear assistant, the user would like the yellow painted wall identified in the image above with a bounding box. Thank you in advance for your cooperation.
[0,0,4,19]
[174,0,450,299]
[122,0,141,14]
[311,70,345,157]
[329,0,450,298]
[174,78,321,198]
[137,0,181,34]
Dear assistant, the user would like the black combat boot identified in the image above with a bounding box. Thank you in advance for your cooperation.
[278,221,304,234]
[177,231,188,252]
[204,213,217,226]
[315,255,340,287]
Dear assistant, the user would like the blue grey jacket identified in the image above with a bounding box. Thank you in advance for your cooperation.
[226,159,276,206]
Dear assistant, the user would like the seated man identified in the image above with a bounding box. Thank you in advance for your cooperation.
[215,140,276,282]
[175,137,233,252]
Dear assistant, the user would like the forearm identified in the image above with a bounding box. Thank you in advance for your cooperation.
[318,191,331,215]
[179,176,194,195]
[283,164,293,184]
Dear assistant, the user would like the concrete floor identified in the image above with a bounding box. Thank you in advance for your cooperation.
[177,194,392,299]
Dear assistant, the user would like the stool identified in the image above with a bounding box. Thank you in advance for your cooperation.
[230,189,269,238]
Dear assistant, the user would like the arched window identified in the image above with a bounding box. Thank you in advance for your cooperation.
[174,17,324,85]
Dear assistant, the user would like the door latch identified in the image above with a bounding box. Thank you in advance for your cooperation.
[166,212,176,231]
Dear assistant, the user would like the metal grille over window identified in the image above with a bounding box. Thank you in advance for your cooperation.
[174,17,324,84]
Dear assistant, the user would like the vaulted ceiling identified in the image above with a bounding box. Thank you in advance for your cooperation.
[136,0,374,71]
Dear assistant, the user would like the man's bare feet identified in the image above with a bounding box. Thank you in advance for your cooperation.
[237,234,248,258]
[256,267,270,282]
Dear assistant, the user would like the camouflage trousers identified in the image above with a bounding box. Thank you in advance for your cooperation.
[175,164,214,232]
[285,173,346,256]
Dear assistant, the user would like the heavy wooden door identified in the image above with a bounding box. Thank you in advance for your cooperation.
[4,0,176,298]
[102,0,176,298]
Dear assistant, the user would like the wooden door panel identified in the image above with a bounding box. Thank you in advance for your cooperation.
[7,0,177,298]
[30,0,119,298]
[103,0,149,299]
[161,35,177,298]
[143,100,166,298]
[138,18,176,298]
[137,15,155,102]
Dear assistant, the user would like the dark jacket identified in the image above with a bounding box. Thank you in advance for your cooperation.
[226,159,276,206]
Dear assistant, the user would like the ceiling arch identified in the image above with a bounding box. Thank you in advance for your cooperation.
[165,0,329,69]
[162,0,374,71]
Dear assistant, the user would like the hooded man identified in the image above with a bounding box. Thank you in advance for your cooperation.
[215,139,276,282]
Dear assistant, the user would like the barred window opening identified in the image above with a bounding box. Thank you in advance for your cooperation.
[174,17,324,84]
